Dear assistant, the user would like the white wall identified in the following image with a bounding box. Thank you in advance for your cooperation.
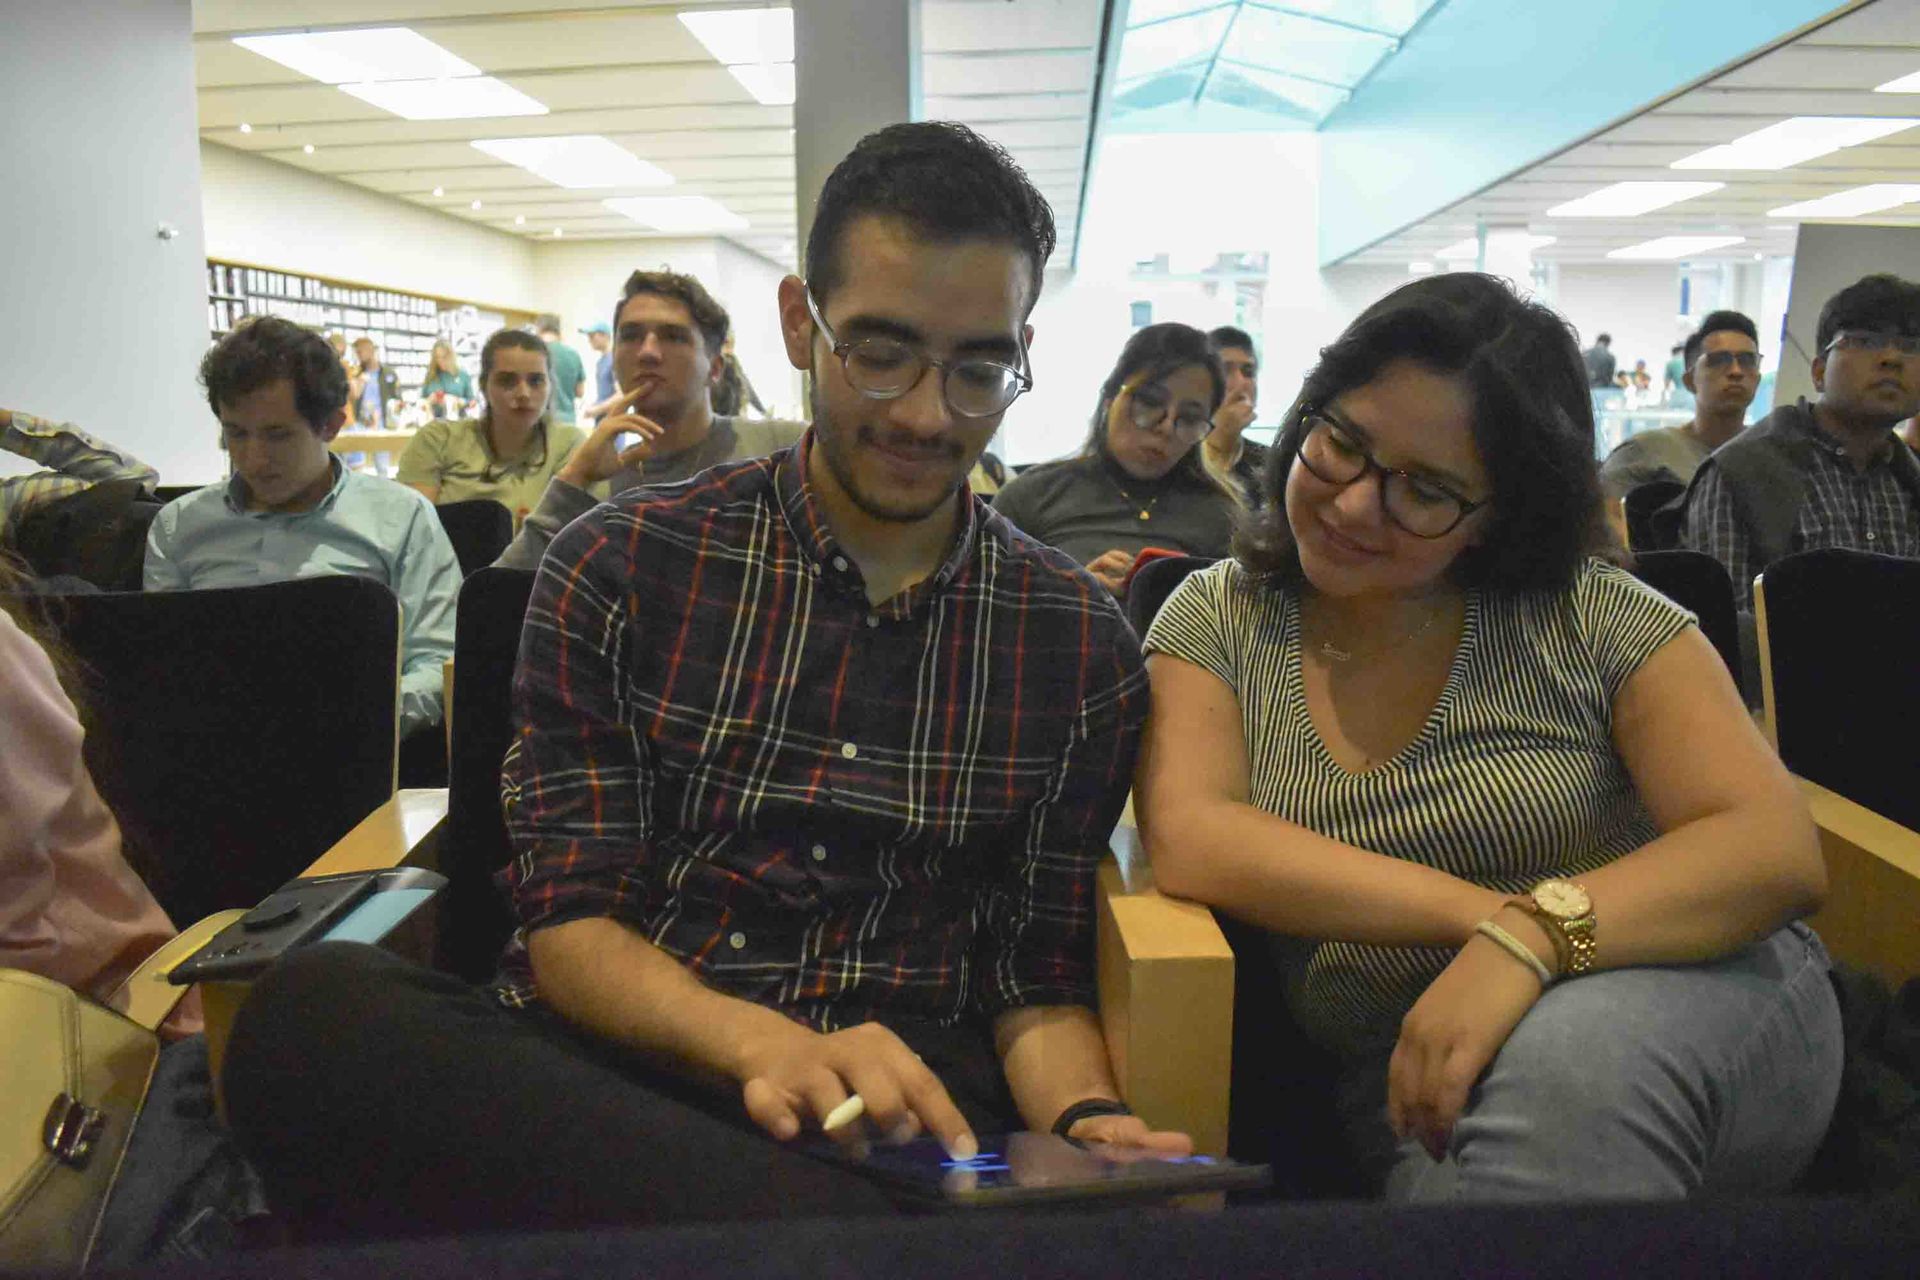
[2,1,217,483]
[1549,263,1687,383]
[710,239,804,420]
[200,142,539,313]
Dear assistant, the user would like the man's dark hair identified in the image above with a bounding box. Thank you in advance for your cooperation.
[1239,273,1607,594]
[1816,273,1920,352]
[805,121,1056,311]
[200,316,349,432]
[612,269,730,357]
[1207,325,1255,356]
[1595,332,1612,346]
[1684,309,1758,367]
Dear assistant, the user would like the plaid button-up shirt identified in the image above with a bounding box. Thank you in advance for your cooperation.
[494,437,1146,1030]
[1684,401,1920,609]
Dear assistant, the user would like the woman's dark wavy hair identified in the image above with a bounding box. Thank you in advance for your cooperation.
[1077,322,1229,495]
[1237,273,1607,593]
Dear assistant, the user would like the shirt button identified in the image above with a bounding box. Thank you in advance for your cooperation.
[1866,531,1877,541]
[728,931,747,950]
[832,555,849,572]
[840,742,858,759]
[810,844,827,862]
[865,614,880,628]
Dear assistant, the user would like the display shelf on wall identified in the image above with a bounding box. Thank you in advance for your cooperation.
[203,259,538,397]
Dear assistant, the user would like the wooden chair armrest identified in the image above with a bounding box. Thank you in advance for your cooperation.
[298,787,449,879]
[108,908,248,1032]
[1801,776,1920,987]
[1096,817,1234,1155]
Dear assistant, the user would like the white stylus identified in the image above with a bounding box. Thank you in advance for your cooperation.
[822,1094,866,1133]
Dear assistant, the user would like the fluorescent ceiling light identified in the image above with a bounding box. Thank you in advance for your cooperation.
[1876,69,1920,93]
[1546,181,1723,218]
[604,196,750,232]
[678,8,793,63]
[233,28,476,84]
[473,135,672,189]
[1435,234,1555,259]
[1670,116,1920,170]
[341,77,546,120]
[1768,184,1920,218]
[1607,235,1745,260]
[727,63,795,106]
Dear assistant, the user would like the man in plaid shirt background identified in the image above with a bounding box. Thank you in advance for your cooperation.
[222,121,1189,1237]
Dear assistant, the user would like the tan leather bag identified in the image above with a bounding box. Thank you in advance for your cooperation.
[0,910,243,1274]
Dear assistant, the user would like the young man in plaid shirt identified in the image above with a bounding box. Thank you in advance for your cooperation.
[223,122,1188,1237]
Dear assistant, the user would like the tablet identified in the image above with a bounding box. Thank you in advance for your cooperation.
[808,1132,1268,1208]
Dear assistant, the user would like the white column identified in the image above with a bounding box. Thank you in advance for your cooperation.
[793,0,921,263]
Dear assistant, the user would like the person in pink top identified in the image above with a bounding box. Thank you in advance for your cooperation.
[0,594,199,1037]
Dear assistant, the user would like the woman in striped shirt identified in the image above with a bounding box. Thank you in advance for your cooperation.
[1136,273,1841,1201]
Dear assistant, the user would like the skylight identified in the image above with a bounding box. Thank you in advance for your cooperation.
[472,136,673,190]
[604,196,751,233]
[679,8,795,106]
[233,28,477,83]
[1546,181,1723,218]
[1670,117,1920,171]
[342,78,547,121]
[1768,184,1920,219]
[1435,233,1554,259]
[1607,236,1745,261]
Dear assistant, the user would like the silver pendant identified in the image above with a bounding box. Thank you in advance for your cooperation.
[1319,641,1352,662]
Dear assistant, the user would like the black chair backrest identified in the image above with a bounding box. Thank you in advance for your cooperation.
[1622,478,1686,553]
[1628,550,1743,697]
[14,578,399,924]
[435,500,514,578]
[1760,548,1920,830]
[1125,555,1215,637]
[441,566,537,981]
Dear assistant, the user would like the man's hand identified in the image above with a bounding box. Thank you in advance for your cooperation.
[735,1019,978,1159]
[558,384,666,488]
[1065,1111,1192,1155]
[1213,392,1255,437]
[1085,549,1137,595]
[1386,929,1544,1161]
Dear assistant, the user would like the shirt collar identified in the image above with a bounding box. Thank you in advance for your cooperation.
[1795,396,1897,468]
[223,454,349,517]
[773,431,982,609]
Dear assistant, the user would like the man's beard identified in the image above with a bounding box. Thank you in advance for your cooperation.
[809,382,969,525]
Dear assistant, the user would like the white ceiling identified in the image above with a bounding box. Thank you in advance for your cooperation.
[1341,0,1920,267]
[191,0,1103,269]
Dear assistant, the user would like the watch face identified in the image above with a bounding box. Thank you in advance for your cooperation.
[1533,880,1591,920]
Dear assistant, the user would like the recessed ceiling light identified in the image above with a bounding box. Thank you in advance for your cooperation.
[1607,235,1746,260]
[233,28,477,83]
[678,8,794,63]
[604,195,750,232]
[238,122,252,134]
[1875,69,1920,93]
[1435,234,1555,259]
[431,186,444,197]
[1546,181,1724,218]
[472,135,673,189]
[514,214,526,225]
[340,77,547,121]
[1670,117,1920,170]
[726,63,795,106]
[1767,184,1920,219]
[471,199,483,210]
[302,144,316,154]
[554,227,564,237]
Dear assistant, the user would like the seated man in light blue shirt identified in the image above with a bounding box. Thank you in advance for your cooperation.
[145,316,460,737]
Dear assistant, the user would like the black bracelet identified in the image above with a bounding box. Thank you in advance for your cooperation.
[1050,1097,1133,1138]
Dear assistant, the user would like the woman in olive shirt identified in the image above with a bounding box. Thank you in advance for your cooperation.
[398,329,587,525]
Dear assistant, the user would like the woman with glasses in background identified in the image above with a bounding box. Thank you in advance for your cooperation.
[397,328,587,525]
[419,340,475,421]
[1135,273,1840,1202]
[992,323,1239,593]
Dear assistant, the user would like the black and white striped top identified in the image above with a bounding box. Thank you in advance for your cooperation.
[1143,557,1695,1058]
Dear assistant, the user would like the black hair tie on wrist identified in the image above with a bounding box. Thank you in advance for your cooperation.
[1051,1097,1133,1139]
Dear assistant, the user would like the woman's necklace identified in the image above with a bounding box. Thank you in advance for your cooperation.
[1308,600,1446,663]
[1105,468,1164,521]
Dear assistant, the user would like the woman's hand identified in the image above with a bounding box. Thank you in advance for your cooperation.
[1085,549,1137,594]
[1387,932,1544,1160]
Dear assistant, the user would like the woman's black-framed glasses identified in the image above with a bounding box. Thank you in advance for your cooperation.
[1124,380,1213,441]
[1294,408,1486,539]
[805,287,1031,419]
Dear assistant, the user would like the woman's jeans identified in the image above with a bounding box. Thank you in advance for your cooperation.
[1335,924,1843,1201]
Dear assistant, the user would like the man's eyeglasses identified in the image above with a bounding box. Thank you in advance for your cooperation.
[1695,350,1762,373]
[1125,382,1214,441]
[804,288,1030,419]
[1294,409,1486,540]
[1824,329,1920,357]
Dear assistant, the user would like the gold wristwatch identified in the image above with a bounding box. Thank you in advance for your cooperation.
[1512,879,1596,976]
